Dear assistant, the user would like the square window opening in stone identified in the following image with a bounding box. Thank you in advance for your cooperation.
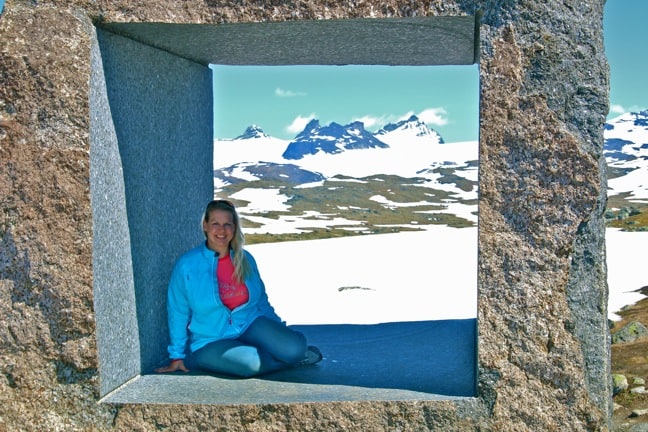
[211,63,479,326]
[90,17,481,405]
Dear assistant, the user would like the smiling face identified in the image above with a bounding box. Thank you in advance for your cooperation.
[203,208,235,256]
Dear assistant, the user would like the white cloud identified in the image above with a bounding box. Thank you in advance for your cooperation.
[286,114,317,135]
[610,104,646,116]
[396,111,416,121]
[417,107,449,126]
[610,104,627,115]
[275,87,307,98]
[352,115,387,129]
[352,108,449,131]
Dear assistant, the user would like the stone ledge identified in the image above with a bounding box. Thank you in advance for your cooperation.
[103,319,476,405]
[102,374,471,405]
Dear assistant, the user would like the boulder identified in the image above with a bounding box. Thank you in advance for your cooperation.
[612,321,648,344]
[0,0,612,430]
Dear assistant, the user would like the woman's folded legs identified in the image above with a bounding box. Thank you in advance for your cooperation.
[192,316,308,378]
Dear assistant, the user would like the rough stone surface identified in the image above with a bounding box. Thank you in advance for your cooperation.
[0,0,611,431]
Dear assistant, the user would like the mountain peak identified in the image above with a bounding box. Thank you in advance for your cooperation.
[282,119,389,160]
[235,125,269,140]
[376,115,444,144]
[294,119,321,140]
[375,115,418,133]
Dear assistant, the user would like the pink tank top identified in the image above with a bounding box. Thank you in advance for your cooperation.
[216,255,249,310]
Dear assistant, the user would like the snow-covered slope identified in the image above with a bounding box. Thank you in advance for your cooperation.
[605,110,648,203]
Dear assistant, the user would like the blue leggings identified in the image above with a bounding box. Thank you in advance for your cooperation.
[192,316,307,378]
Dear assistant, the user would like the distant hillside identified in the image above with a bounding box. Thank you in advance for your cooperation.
[604,110,648,231]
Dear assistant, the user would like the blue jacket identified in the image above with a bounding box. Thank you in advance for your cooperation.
[166,243,281,360]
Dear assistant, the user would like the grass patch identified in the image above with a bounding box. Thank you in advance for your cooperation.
[614,389,648,408]
[611,290,648,387]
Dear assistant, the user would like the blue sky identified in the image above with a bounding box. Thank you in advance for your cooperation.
[212,1,645,141]
[604,0,648,119]
[212,64,479,142]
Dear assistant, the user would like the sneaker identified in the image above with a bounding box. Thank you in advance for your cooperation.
[300,345,323,366]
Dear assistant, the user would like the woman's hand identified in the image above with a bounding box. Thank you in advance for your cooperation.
[155,359,189,373]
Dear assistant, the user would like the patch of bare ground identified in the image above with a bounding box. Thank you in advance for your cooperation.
[611,287,648,430]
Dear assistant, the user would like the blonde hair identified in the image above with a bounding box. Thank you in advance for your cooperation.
[203,200,250,282]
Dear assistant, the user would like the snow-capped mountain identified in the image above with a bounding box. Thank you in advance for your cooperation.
[282,119,390,160]
[213,115,474,184]
[604,110,648,203]
[234,124,269,140]
[213,126,286,169]
[375,115,445,146]
[214,115,447,176]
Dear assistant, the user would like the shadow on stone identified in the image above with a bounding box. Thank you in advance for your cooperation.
[107,319,477,404]
[264,319,477,397]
